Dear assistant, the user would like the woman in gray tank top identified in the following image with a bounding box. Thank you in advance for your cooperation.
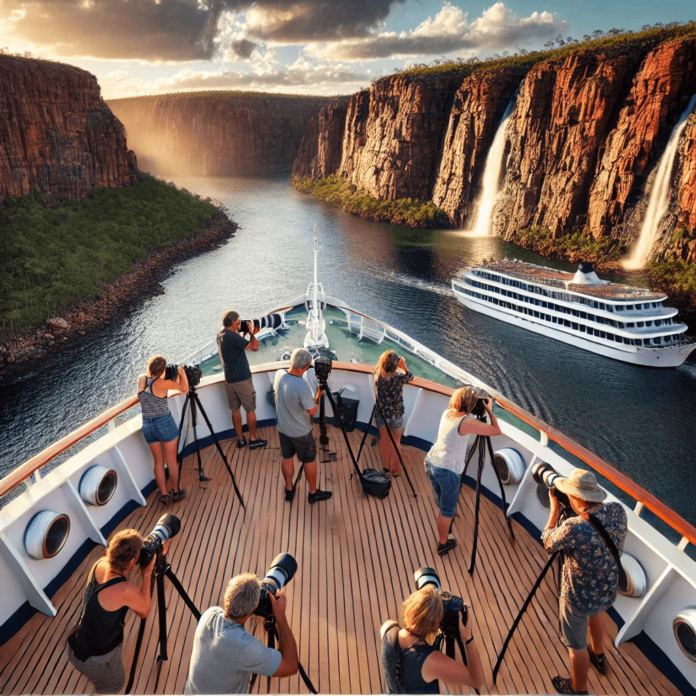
[137,356,189,504]
[424,387,502,556]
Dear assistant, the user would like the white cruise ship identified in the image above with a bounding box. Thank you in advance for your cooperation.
[452,259,696,367]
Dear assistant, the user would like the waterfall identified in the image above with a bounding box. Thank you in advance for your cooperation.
[470,89,519,236]
[625,94,696,269]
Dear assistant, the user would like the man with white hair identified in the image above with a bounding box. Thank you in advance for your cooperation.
[274,348,332,503]
[184,573,298,695]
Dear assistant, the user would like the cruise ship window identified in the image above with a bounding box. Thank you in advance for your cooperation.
[637,321,644,327]
[627,305,634,310]
[607,306,613,312]
[580,325,586,332]
[564,319,571,327]
[572,322,578,330]
[580,311,586,319]
[627,322,634,327]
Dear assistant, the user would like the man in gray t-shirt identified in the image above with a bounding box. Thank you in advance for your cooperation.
[185,574,297,695]
[274,348,332,504]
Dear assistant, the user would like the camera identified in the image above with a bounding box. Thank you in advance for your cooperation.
[139,513,181,567]
[414,567,468,634]
[313,356,332,385]
[254,553,298,619]
[165,363,202,388]
[239,313,284,335]
[531,462,571,509]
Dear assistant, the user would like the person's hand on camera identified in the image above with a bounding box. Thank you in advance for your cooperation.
[268,589,288,621]
[460,609,474,642]
[161,540,171,557]
[483,397,494,412]
[142,553,156,576]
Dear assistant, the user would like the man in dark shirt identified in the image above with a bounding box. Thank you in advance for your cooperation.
[217,310,267,449]
[542,469,627,695]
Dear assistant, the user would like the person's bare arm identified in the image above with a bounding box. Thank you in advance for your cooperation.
[308,386,322,418]
[269,592,298,677]
[120,559,155,619]
[243,323,260,352]
[137,374,147,393]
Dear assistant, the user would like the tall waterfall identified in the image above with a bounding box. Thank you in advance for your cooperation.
[625,94,696,269]
[470,90,519,236]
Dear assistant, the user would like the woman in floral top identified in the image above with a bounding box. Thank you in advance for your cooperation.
[373,350,414,476]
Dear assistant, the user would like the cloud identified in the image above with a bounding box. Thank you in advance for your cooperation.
[306,2,567,61]
[0,0,405,62]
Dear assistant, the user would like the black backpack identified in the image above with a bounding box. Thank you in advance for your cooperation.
[380,620,406,694]
[360,467,391,499]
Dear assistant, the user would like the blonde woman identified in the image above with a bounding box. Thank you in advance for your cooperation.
[374,350,414,476]
[384,585,484,693]
[426,387,502,556]
[138,355,188,504]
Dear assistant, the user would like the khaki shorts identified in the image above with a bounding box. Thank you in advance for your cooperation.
[68,641,124,694]
[559,597,592,651]
[224,378,256,412]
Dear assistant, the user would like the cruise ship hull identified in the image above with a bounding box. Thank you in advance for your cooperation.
[454,290,696,368]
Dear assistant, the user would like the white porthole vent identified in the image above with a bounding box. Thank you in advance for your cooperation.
[618,553,647,599]
[493,448,526,485]
[24,511,71,560]
[674,609,696,662]
[79,465,118,506]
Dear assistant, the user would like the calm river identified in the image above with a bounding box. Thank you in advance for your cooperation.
[1,175,695,531]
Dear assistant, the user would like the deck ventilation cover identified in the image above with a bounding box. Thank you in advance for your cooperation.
[25,511,71,560]
[493,448,526,485]
[79,465,118,506]
[674,610,696,662]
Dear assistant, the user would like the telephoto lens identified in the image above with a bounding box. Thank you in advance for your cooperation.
[414,567,441,592]
[139,513,181,567]
[531,462,562,489]
[239,313,284,334]
[254,553,298,618]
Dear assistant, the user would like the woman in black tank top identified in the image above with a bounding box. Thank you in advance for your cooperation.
[387,585,485,693]
[68,529,161,694]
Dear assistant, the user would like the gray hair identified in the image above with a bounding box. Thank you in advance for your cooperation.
[224,573,261,619]
[222,310,240,328]
[290,347,312,371]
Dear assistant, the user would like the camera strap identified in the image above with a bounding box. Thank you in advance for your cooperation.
[582,512,628,593]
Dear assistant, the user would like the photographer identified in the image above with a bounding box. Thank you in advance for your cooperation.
[67,529,162,694]
[381,585,484,693]
[274,348,332,504]
[373,350,414,477]
[217,310,267,450]
[425,387,501,556]
[542,469,628,695]
[137,355,188,504]
[184,574,298,694]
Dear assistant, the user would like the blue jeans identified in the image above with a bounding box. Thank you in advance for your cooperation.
[142,413,179,444]
[426,459,460,518]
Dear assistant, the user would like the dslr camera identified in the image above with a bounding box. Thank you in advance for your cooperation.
[414,567,467,635]
[239,313,284,335]
[531,462,572,511]
[313,356,332,386]
[139,513,181,567]
[165,363,202,388]
[470,389,491,420]
[254,553,298,619]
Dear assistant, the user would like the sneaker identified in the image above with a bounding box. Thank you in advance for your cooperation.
[284,488,296,503]
[551,676,587,695]
[437,538,457,556]
[308,489,333,504]
[249,438,267,449]
[588,647,606,675]
[172,488,187,502]
[237,437,247,449]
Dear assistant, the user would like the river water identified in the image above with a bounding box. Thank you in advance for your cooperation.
[1,175,695,530]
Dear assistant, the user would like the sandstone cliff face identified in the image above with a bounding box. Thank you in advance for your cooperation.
[338,74,462,202]
[432,70,524,227]
[497,51,644,240]
[109,94,332,176]
[0,56,137,201]
[291,98,350,180]
[586,39,696,240]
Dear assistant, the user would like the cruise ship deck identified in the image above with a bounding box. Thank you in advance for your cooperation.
[0,424,680,696]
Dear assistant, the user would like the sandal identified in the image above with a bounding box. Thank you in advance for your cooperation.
[159,494,171,505]
[172,488,187,502]
[551,676,588,695]
[588,647,606,674]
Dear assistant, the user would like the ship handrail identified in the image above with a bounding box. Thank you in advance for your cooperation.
[3,362,695,548]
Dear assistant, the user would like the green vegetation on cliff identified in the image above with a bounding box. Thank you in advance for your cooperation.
[506,227,625,264]
[292,175,449,229]
[649,259,696,297]
[0,177,217,331]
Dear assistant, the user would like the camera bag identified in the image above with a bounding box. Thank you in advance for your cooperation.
[380,620,406,694]
[361,467,392,499]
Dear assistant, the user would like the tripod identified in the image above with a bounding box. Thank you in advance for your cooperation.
[432,610,480,696]
[126,554,202,694]
[248,616,318,694]
[459,432,515,575]
[176,384,246,510]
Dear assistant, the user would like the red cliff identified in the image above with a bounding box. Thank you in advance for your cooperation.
[0,56,137,201]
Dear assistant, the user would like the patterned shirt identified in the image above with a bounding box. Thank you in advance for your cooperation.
[542,502,627,615]
[375,370,414,420]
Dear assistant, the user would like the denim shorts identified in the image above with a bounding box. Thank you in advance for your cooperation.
[375,413,406,431]
[142,413,179,444]
[426,459,460,518]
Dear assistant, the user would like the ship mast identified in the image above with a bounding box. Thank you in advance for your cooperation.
[304,225,329,350]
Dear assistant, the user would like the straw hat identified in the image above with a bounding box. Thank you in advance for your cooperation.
[555,469,607,503]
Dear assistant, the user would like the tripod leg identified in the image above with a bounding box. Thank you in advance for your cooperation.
[374,398,416,498]
[191,399,210,483]
[323,390,364,480]
[319,391,329,445]
[292,463,305,495]
[125,616,148,694]
[355,404,376,465]
[176,394,191,468]
[460,435,480,487]
[164,566,202,620]
[156,570,168,661]
[467,439,486,576]
[493,551,559,684]
[484,436,515,542]
[192,392,246,511]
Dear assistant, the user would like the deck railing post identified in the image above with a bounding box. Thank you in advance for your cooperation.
[634,501,645,517]
[678,536,689,552]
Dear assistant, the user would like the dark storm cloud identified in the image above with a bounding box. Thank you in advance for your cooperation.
[3,0,405,62]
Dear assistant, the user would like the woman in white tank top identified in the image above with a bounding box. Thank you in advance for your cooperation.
[425,387,502,556]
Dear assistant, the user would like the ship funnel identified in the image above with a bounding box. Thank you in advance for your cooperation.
[572,262,603,285]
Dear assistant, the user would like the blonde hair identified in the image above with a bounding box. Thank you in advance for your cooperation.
[147,355,167,378]
[447,386,478,419]
[402,585,444,641]
[106,529,143,573]
[224,573,261,619]
[374,350,399,382]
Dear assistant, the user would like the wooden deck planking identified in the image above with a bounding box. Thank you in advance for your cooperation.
[0,423,682,696]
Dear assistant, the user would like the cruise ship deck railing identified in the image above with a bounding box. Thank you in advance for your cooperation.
[2,363,695,550]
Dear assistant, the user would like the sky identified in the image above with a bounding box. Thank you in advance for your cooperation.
[0,0,693,100]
